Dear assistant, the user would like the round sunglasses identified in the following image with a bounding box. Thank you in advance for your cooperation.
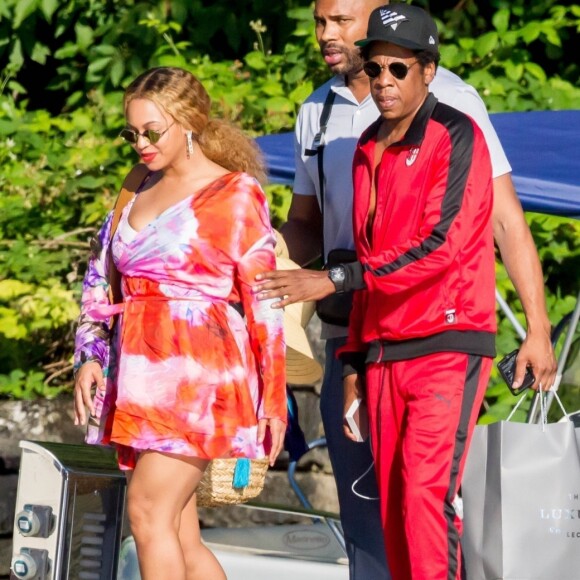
[363,60,418,81]
[119,122,175,145]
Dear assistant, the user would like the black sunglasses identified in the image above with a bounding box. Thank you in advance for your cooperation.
[363,60,418,81]
[119,122,174,145]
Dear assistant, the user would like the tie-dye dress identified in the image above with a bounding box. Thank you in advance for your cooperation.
[74,171,286,469]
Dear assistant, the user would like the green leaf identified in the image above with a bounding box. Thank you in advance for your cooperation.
[30,43,51,65]
[458,37,475,50]
[287,8,313,21]
[499,30,519,48]
[75,175,106,190]
[13,0,38,29]
[288,81,314,105]
[0,280,35,300]
[465,69,494,90]
[87,56,113,75]
[0,307,27,339]
[265,97,293,113]
[110,59,125,87]
[0,120,18,135]
[94,45,117,56]
[40,0,58,21]
[492,8,510,34]
[54,43,79,59]
[519,22,541,44]
[504,61,524,82]
[9,39,25,68]
[261,81,284,97]
[244,51,267,70]
[75,23,95,51]
[474,32,499,58]
[544,27,562,47]
[439,44,463,69]
[65,91,84,108]
[524,62,546,82]
[283,64,308,86]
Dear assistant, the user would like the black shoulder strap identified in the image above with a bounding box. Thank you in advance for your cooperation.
[108,164,149,306]
[304,88,336,260]
[305,89,336,157]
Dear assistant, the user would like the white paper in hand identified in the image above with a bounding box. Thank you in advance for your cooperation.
[345,398,369,442]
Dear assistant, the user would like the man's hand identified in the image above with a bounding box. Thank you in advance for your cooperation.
[513,327,557,392]
[343,373,366,442]
[74,361,104,426]
[254,268,335,308]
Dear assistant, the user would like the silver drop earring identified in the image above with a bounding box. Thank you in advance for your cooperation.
[186,131,194,159]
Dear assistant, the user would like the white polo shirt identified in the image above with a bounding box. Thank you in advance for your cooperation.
[293,67,511,338]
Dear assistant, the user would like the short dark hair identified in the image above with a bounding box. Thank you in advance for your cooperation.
[415,49,440,69]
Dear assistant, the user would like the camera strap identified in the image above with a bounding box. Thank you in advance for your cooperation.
[304,88,336,260]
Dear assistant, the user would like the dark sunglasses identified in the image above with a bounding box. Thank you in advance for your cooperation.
[363,60,418,81]
[119,122,174,144]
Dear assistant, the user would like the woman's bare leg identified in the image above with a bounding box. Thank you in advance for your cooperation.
[126,451,226,580]
[178,492,226,580]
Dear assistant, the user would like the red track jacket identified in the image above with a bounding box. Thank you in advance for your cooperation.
[341,94,496,364]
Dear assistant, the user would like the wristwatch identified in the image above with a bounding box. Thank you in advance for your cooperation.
[328,264,346,294]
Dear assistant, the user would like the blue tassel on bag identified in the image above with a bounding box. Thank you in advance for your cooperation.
[232,458,251,489]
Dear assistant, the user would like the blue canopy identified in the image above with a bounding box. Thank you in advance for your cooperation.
[256,110,580,219]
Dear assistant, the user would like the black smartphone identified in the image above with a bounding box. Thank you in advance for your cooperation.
[497,349,536,395]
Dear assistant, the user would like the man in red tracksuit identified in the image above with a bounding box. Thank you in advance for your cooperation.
[337,5,496,579]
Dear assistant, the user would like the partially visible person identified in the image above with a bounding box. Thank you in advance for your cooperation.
[254,1,556,578]
[73,66,287,580]
[337,6,495,578]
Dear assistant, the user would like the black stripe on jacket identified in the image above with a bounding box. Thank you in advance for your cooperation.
[367,103,475,278]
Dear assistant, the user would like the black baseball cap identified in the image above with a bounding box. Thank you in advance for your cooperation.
[355,4,439,57]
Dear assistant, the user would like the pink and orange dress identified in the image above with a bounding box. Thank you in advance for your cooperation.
[74,172,286,469]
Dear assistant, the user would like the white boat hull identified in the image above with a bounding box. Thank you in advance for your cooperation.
[118,523,348,579]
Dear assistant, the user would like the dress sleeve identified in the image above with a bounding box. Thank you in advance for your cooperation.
[73,211,115,374]
[233,178,287,424]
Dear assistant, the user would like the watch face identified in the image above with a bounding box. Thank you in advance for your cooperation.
[330,266,345,283]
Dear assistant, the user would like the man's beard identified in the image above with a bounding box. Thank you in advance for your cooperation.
[324,44,365,76]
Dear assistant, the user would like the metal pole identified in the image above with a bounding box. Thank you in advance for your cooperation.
[287,437,346,554]
[495,288,527,340]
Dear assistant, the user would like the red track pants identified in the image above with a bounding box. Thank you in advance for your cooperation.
[365,352,492,580]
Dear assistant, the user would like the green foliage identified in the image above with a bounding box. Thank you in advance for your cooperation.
[176,12,325,136]
[0,1,578,404]
[437,2,580,111]
[0,90,132,398]
[0,370,67,400]
[0,0,322,112]
[483,214,580,422]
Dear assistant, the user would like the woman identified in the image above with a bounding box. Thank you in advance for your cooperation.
[73,67,287,579]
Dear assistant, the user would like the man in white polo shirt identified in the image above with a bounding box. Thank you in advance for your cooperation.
[256,1,557,578]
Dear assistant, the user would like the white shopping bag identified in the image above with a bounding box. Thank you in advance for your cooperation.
[462,393,580,580]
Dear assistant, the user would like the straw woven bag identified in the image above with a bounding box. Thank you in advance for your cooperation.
[196,457,269,508]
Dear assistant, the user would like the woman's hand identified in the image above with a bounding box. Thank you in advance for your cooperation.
[74,361,105,426]
[257,418,286,466]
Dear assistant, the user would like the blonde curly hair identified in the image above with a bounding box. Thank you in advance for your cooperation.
[123,67,266,184]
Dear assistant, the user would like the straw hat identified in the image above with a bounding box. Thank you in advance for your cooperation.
[275,232,323,386]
